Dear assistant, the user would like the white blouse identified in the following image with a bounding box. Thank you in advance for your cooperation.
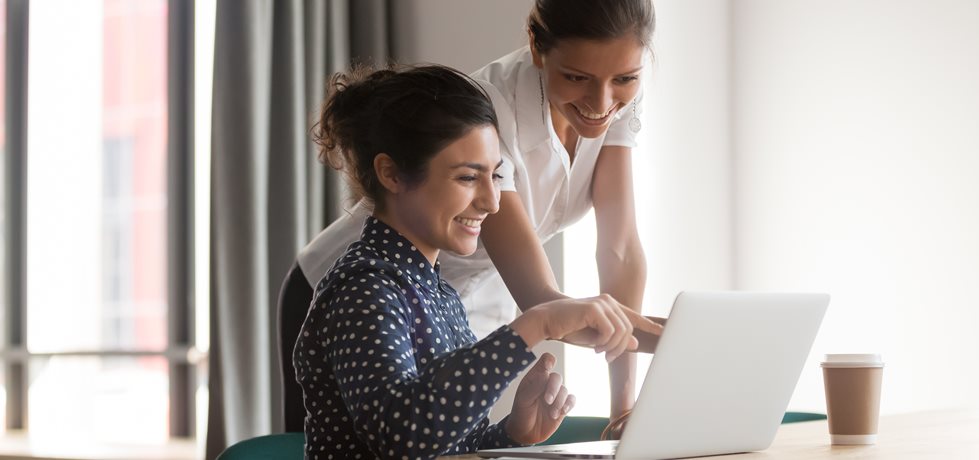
[298,46,640,339]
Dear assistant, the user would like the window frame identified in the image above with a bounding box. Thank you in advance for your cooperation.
[1,0,201,439]
[3,0,29,433]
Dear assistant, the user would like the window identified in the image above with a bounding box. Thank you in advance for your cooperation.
[26,0,172,441]
[2,0,207,446]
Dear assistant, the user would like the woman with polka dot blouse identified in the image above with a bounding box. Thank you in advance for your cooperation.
[293,65,661,459]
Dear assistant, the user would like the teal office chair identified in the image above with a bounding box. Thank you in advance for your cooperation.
[782,411,827,424]
[216,432,305,460]
[539,416,610,445]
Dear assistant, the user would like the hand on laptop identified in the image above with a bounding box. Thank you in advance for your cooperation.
[505,352,575,445]
[560,305,665,357]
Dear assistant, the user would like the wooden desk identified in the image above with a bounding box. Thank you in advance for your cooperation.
[720,408,978,458]
[446,409,979,459]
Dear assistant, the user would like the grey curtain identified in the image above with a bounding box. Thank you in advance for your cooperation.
[206,0,391,457]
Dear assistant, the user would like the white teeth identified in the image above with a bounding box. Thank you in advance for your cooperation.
[576,105,615,120]
[454,217,481,228]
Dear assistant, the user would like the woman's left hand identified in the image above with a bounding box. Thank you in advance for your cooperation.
[505,352,575,445]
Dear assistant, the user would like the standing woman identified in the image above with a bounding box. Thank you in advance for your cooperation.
[289,0,658,425]
[472,0,656,422]
[293,64,647,458]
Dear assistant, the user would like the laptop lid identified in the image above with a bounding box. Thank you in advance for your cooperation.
[478,291,829,460]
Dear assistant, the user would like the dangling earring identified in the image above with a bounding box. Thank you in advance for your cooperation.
[538,71,547,126]
[629,100,642,133]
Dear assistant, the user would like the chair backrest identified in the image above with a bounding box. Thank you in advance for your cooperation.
[278,262,315,433]
[216,433,305,460]
[781,411,827,424]
[540,416,610,445]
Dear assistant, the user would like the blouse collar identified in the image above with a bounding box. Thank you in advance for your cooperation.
[514,46,553,154]
[359,217,442,287]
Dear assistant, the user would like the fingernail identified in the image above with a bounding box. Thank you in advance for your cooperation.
[545,393,555,405]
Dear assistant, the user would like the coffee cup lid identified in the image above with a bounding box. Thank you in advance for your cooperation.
[821,353,884,368]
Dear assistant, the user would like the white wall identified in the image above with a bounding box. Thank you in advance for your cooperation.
[732,0,979,413]
[638,0,734,313]
[391,0,532,73]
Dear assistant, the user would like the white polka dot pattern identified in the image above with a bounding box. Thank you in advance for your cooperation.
[293,217,537,459]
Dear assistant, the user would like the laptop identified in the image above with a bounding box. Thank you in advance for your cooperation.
[478,291,829,460]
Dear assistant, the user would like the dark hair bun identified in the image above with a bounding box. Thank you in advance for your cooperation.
[312,64,498,209]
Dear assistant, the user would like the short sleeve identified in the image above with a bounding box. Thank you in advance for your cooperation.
[474,78,519,193]
[497,148,517,192]
[603,90,643,149]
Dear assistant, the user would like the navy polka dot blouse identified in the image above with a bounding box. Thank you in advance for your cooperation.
[293,217,537,459]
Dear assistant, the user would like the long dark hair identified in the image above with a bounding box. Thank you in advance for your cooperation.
[528,0,655,54]
[312,64,499,209]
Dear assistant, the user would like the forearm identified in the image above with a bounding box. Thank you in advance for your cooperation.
[481,192,566,311]
[608,349,638,418]
[487,239,565,311]
[597,244,647,417]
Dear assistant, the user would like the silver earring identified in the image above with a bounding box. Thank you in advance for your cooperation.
[629,101,642,133]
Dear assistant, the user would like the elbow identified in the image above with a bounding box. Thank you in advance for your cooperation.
[595,238,646,274]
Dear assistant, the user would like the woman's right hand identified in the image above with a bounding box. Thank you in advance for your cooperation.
[565,310,666,354]
[511,294,661,362]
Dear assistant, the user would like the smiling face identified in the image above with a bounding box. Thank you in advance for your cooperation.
[532,35,645,139]
[379,125,503,264]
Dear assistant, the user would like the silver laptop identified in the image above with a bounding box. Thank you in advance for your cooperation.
[478,291,829,460]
